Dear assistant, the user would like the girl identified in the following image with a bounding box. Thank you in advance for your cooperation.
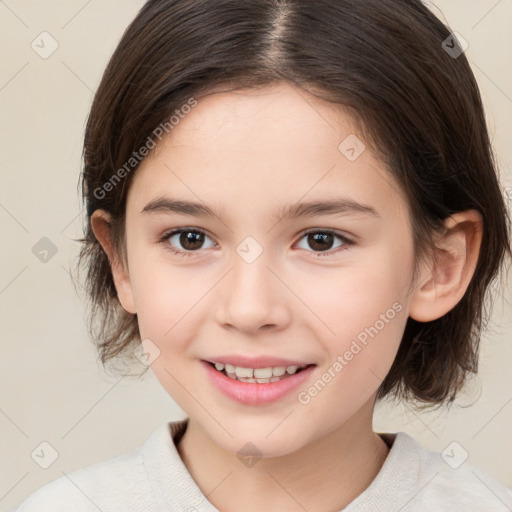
[14,0,512,510]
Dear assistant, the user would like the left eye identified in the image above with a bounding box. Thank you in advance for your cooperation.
[296,229,352,256]
[159,228,354,258]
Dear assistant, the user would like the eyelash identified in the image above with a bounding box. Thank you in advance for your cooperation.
[157,228,356,259]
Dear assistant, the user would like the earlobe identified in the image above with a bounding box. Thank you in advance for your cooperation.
[408,210,483,322]
[90,210,137,315]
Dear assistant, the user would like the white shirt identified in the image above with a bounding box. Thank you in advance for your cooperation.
[13,418,512,511]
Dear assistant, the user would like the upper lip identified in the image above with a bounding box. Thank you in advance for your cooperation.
[204,355,315,369]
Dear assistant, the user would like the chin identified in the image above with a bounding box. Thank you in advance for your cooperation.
[209,422,310,459]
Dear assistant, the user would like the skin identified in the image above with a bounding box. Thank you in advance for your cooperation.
[91,81,483,511]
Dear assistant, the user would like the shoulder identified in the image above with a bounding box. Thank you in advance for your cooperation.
[384,432,512,511]
[13,432,158,512]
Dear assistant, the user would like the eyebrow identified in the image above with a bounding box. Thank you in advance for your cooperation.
[140,196,380,221]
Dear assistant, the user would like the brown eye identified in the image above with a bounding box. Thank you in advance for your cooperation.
[297,229,354,256]
[307,232,335,251]
[160,228,215,257]
[159,227,354,259]
[176,230,206,250]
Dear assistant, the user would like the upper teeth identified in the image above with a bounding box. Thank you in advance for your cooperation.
[214,362,306,378]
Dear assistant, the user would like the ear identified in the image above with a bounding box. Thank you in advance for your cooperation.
[409,209,483,322]
[90,210,137,315]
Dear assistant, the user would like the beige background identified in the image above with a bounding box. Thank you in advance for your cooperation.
[0,1,511,510]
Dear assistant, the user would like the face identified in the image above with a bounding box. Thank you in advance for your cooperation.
[118,82,418,457]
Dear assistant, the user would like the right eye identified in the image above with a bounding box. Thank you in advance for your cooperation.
[158,228,216,258]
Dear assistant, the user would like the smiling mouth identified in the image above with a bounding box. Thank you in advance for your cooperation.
[206,361,315,383]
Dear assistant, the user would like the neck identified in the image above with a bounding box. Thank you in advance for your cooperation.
[177,403,390,511]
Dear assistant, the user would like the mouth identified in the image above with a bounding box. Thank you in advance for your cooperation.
[201,359,317,405]
[204,360,315,384]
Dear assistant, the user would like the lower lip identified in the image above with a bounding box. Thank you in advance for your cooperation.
[201,360,316,405]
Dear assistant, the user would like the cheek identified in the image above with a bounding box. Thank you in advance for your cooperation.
[128,249,205,351]
[295,249,412,379]
[129,256,209,404]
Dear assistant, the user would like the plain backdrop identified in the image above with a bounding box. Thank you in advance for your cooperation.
[1,1,511,510]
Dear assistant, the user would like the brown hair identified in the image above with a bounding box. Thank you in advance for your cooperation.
[75,0,511,406]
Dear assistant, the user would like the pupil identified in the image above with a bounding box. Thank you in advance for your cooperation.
[181,231,204,250]
[309,233,332,251]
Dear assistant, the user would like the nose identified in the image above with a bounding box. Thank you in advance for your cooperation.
[214,247,291,334]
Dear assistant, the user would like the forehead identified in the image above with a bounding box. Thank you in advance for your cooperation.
[127,82,407,222]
